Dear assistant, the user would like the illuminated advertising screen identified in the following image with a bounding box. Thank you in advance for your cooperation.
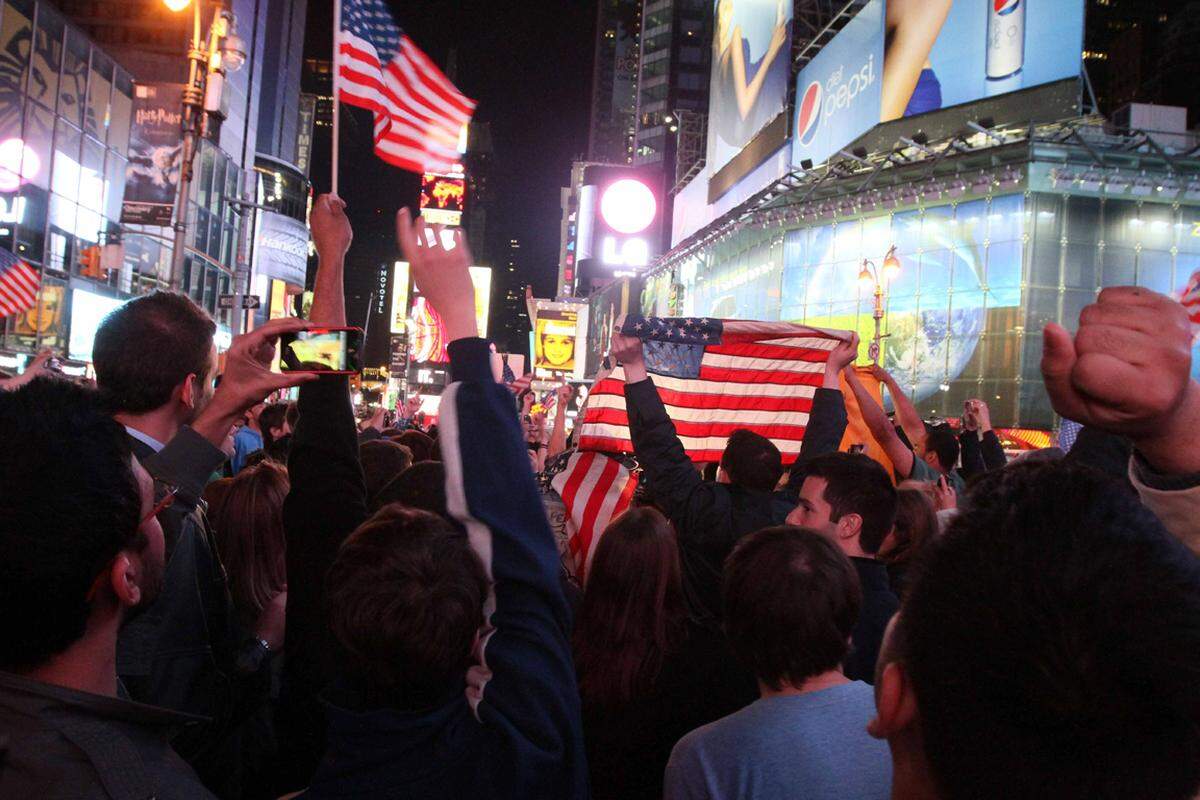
[534,300,589,381]
[409,266,492,364]
[68,288,125,362]
[707,0,793,181]
[390,261,410,334]
[792,0,1085,170]
[419,172,466,226]
[577,166,663,282]
[585,276,643,378]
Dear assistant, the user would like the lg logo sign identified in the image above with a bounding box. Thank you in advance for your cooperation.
[599,178,656,268]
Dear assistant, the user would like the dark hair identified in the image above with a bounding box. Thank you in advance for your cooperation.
[723,526,861,690]
[923,425,960,473]
[395,429,434,463]
[899,462,1200,800]
[360,440,414,512]
[720,429,783,492]
[0,379,143,670]
[878,488,938,568]
[93,291,216,413]
[285,401,299,431]
[573,507,686,707]
[377,461,448,520]
[325,504,488,708]
[259,402,290,450]
[803,452,898,554]
[209,461,289,630]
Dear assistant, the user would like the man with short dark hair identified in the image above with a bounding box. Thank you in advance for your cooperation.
[610,331,860,623]
[94,290,312,793]
[0,378,214,798]
[664,526,891,800]
[787,452,898,683]
[869,462,1200,800]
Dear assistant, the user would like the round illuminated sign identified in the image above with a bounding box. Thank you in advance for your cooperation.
[600,179,656,234]
[0,138,40,193]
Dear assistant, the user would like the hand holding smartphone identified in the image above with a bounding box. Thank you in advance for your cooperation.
[278,327,364,374]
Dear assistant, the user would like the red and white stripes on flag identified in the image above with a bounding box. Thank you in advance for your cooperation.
[1181,269,1200,331]
[0,248,39,318]
[336,0,475,174]
[551,451,638,583]
[578,318,844,465]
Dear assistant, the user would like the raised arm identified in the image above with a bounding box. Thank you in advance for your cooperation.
[397,209,587,797]
[611,330,705,522]
[872,364,925,455]
[792,333,858,474]
[845,366,915,478]
[547,383,571,460]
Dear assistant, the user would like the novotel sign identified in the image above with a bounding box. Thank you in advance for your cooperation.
[576,166,663,285]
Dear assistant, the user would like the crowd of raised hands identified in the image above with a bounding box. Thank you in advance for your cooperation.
[0,192,1198,800]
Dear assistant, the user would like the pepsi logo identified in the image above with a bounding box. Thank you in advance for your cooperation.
[796,81,822,147]
[994,0,1020,15]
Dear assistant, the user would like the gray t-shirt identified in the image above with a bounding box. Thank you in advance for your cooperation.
[664,682,892,800]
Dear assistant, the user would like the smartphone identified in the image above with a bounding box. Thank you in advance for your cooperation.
[848,443,866,455]
[279,327,364,374]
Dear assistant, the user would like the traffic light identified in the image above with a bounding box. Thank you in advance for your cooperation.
[79,245,104,279]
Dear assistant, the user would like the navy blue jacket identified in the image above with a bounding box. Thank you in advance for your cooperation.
[286,338,588,799]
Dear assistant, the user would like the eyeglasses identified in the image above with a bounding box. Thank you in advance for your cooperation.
[142,483,180,525]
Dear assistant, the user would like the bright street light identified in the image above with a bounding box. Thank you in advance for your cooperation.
[162,0,191,11]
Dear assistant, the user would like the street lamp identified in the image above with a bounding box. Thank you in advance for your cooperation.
[163,0,244,294]
[858,244,900,364]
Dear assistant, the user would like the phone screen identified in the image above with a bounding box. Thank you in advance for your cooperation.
[279,328,363,373]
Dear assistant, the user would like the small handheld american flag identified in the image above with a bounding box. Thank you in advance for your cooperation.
[0,247,39,319]
[336,0,476,175]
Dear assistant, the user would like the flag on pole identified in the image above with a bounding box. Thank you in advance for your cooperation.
[550,450,639,583]
[1181,269,1200,331]
[0,247,39,318]
[578,316,845,464]
[336,0,476,174]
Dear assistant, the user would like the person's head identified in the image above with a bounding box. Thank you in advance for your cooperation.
[325,504,489,708]
[395,429,434,463]
[259,402,291,449]
[787,452,897,556]
[723,526,861,691]
[877,488,938,569]
[360,440,414,512]
[918,425,959,474]
[244,401,266,431]
[376,460,448,520]
[285,400,299,432]
[716,0,734,49]
[573,507,686,707]
[871,462,1200,800]
[719,429,783,492]
[93,291,217,422]
[209,461,289,629]
[0,379,165,672]
[538,322,576,368]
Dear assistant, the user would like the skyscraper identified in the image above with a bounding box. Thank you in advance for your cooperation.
[587,0,641,165]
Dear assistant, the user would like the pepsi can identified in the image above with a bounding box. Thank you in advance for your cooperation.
[987,0,1025,80]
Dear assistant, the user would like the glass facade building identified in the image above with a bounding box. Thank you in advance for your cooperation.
[0,0,134,354]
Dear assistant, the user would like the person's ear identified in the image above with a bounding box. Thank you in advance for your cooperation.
[868,660,919,740]
[837,512,863,541]
[108,553,142,608]
[178,372,199,411]
[924,451,939,468]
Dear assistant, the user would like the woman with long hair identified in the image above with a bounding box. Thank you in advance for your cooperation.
[877,486,939,597]
[574,507,756,799]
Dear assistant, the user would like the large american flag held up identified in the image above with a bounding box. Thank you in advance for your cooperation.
[337,0,475,174]
[578,316,845,465]
[0,247,39,318]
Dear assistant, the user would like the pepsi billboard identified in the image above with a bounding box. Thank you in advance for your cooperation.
[793,0,1085,170]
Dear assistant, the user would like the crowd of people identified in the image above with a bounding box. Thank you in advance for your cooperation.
[1,192,1199,800]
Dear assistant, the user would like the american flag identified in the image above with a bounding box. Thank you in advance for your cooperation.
[1181,269,1200,331]
[550,450,639,583]
[336,0,475,174]
[578,316,844,465]
[0,247,38,318]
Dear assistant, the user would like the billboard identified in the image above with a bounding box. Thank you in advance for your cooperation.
[419,172,466,226]
[121,84,183,226]
[585,276,643,378]
[707,0,793,182]
[390,260,410,334]
[576,165,663,285]
[409,266,492,364]
[533,300,589,381]
[68,288,125,362]
[792,0,1085,170]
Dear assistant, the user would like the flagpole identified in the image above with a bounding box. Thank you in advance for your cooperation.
[331,0,341,196]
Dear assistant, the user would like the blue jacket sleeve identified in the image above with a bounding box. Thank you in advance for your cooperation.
[440,338,588,800]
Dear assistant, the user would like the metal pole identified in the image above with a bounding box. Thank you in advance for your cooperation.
[169,1,208,293]
[870,280,883,365]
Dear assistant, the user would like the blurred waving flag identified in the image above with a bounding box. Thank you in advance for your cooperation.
[578,316,844,465]
[550,450,639,583]
[336,0,475,174]
[1181,269,1200,331]
[0,246,39,318]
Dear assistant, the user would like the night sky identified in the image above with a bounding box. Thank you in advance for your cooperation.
[304,0,597,333]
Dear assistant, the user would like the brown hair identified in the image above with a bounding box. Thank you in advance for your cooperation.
[573,507,686,707]
[879,488,939,569]
[210,461,289,629]
[395,429,434,462]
